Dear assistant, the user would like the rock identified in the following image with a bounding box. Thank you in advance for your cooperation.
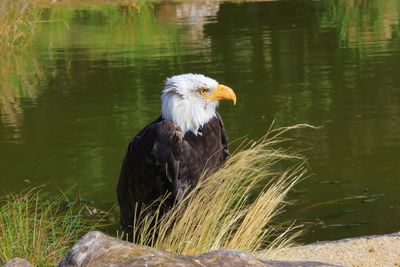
[59,231,342,267]
[3,258,33,267]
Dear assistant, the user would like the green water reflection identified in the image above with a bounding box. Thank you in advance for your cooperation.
[1,0,399,243]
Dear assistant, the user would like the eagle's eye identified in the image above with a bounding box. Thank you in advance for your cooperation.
[199,88,208,95]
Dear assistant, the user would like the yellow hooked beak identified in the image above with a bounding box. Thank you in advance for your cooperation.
[206,84,237,105]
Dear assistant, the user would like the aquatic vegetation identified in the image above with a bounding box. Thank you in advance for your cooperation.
[0,188,105,266]
[128,126,309,256]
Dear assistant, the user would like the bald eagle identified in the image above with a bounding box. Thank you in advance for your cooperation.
[117,74,236,237]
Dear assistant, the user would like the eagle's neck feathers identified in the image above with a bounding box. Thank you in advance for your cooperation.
[161,92,218,135]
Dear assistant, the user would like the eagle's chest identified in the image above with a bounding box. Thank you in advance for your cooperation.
[179,122,224,178]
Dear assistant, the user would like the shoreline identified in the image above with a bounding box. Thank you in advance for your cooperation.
[268,232,400,267]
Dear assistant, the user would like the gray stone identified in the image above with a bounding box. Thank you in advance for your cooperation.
[3,258,33,267]
[59,231,342,267]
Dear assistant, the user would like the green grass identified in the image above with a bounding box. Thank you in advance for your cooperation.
[127,125,311,257]
[0,188,104,266]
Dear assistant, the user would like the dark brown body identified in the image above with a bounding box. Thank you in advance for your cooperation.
[117,113,229,239]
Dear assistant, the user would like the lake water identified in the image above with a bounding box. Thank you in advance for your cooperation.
[1,0,399,243]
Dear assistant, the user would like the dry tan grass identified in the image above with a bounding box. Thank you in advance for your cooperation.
[129,125,313,256]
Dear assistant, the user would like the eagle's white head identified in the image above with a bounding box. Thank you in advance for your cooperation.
[161,73,236,135]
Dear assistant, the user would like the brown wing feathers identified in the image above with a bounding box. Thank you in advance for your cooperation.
[117,113,229,239]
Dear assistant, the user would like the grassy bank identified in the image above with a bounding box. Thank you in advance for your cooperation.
[0,189,103,266]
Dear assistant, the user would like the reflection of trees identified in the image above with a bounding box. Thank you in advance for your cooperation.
[0,2,175,137]
[0,1,224,198]
[320,0,400,51]
[205,1,400,203]
[202,1,400,241]
[0,52,45,133]
[315,0,400,161]
[157,0,219,42]
[1,0,224,134]
[2,0,400,226]
[0,0,44,132]
[204,0,400,141]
